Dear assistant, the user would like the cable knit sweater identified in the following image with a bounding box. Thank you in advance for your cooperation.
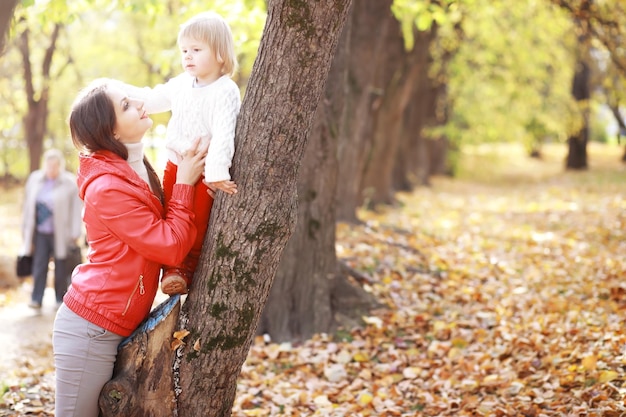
[119,73,241,182]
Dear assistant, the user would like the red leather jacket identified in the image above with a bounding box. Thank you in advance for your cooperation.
[63,151,197,337]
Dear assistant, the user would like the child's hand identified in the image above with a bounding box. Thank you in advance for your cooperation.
[205,180,237,196]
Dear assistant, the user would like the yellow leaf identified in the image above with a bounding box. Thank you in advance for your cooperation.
[451,337,468,348]
[353,352,369,362]
[357,392,373,406]
[170,339,184,351]
[598,370,619,383]
[447,347,462,359]
[173,329,190,340]
[581,355,597,371]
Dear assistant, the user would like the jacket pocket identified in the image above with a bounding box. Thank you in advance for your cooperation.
[122,274,145,316]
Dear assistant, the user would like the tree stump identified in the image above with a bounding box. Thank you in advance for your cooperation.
[99,295,181,417]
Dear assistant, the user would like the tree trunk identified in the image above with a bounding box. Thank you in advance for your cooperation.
[259,1,381,343]
[173,2,352,416]
[335,0,395,223]
[0,0,18,55]
[565,1,591,170]
[257,95,339,343]
[393,27,438,190]
[18,23,61,173]
[99,297,181,417]
[361,17,423,209]
[257,34,344,342]
[565,56,590,170]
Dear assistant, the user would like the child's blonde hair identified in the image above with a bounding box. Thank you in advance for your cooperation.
[178,11,238,77]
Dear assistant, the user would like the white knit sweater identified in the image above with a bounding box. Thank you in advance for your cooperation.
[119,73,241,182]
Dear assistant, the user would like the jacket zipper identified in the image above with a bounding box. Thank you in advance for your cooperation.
[122,275,145,316]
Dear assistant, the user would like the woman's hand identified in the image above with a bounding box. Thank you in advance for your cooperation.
[176,138,208,186]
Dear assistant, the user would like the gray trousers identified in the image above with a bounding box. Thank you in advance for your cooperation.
[52,304,124,417]
[32,231,68,304]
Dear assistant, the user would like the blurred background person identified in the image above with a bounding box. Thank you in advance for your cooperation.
[20,149,83,309]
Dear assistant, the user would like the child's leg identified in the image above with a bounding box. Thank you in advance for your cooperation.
[161,162,214,295]
[184,179,213,275]
[161,161,188,295]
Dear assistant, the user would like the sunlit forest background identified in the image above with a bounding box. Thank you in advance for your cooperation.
[2,1,626,415]
[1,0,625,180]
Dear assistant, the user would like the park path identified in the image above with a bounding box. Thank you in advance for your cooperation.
[0,282,56,383]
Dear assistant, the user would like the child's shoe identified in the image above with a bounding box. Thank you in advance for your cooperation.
[161,268,190,295]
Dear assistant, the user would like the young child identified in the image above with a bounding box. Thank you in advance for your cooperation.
[118,11,241,295]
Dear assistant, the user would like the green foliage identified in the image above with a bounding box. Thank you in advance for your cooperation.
[2,0,619,180]
[433,0,579,154]
[392,0,466,50]
[1,0,266,178]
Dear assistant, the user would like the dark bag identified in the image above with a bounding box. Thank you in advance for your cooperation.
[16,255,33,277]
[66,245,82,278]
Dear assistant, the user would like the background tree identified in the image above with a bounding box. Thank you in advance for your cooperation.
[17,19,64,173]
[564,0,592,169]
[259,0,455,343]
[259,0,388,343]
[551,0,626,165]
[0,0,18,54]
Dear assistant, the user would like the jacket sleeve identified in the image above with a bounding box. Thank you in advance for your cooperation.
[85,177,197,266]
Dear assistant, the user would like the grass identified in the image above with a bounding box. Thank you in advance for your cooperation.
[454,141,624,188]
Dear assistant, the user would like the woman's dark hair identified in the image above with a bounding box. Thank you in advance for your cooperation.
[69,79,164,204]
[69,80,126,158]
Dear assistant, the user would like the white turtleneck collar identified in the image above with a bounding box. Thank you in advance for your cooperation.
[124,142,151,187]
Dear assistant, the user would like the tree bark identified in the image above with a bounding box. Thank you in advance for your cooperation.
[0,0,18,55]
[565,0,591,170]
[392,27,436,191]
[99,297,181,417]
[335,0,396,223]
[361,15,423,209]
[257,32,345,342]
[259,1,382,343]
[173,1,352,416]
[18,23,61,173]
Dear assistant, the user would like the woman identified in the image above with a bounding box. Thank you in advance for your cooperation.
[53,78,208,417]
[21,148,83,308]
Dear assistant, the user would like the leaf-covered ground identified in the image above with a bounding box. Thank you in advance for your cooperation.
[1,143,625,416]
